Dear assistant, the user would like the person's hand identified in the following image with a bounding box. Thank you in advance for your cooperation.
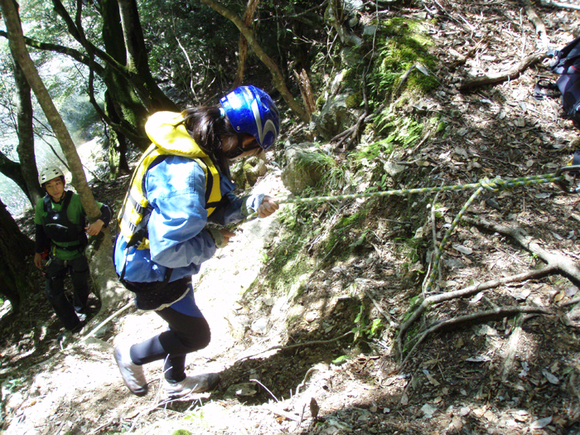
[257,196,279,218]
[219,229,236,247]
[86,219,105,236]
[34,252,43,269]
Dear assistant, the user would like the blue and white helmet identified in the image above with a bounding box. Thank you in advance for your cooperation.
[219,85,280,150]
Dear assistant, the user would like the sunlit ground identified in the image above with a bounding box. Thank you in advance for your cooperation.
[0,299,12,322]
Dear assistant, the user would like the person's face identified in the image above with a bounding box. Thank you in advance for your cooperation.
[44,177,65,201]
[222,134,263,160]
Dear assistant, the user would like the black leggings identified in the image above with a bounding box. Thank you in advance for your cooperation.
[45,256,90,330]
[130,307,211,382]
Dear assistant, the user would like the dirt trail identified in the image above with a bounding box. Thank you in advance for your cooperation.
[3,2,580,434]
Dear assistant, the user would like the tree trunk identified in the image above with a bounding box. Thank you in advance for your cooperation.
[105,91,130,178]
[117,0,176,111]
[0,0,129,321]
[200,0,309,123]
[13,50,43,206]
[233,0,260,88]
[0,198,34,312]
[0,152,28,197]
[44,0,176,154]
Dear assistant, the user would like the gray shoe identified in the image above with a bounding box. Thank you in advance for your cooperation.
[114,345,148,396]
[165,373,220,398]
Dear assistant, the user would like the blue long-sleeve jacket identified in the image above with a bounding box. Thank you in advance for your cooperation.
[113,155,264,283]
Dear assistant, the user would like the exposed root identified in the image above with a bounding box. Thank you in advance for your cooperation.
[459,51,547,91]
[400,305,552,368]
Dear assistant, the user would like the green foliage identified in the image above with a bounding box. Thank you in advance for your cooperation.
[352,304,384,341]
[324,209,368,260]
[354,138,395,161]
[332,355,350,365]
[1,377,24,397]
[294,148,336,174]
[349,229,370,248]
[373,111,424,146]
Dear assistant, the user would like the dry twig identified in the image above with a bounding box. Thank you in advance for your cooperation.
[525,1,549,50]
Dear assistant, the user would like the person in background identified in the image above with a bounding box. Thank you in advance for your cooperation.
[113,85,280,398]
[34,166,112,333]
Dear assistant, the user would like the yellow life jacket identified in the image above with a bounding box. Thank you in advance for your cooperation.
[118,112,222,250]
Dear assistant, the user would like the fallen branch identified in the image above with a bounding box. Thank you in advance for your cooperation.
[330,113,374,148]
[525,1,549,50]
[541,0,580,11]
[364,288,399,328]
[80,300,133,342]
[459,51,547,91]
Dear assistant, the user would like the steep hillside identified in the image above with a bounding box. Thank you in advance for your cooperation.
[2,1,580,434]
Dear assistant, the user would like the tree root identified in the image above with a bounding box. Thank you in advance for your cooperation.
[396,214,580,364]
[234,331,354,364]
[466,216,580,327]
[463,216,580,287]
[396,265,555,360]
[459,51,546,91]
[525,1,549,51]
[400,305,552,368]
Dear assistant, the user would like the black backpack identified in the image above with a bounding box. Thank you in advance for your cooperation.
[538,36,580,126]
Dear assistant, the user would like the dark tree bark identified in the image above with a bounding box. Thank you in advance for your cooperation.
[104,90,130,177]
[12,52,43,206]
[0,152,28,198]
[0,0,177,168]
[117,0,174,110]
[0,198,34,312]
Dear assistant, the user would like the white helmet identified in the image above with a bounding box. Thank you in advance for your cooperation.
[38,166,64,186]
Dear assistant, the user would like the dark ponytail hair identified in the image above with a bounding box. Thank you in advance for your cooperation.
[179,106,236,177]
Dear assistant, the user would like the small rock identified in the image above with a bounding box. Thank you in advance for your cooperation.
[421,403,438,418]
